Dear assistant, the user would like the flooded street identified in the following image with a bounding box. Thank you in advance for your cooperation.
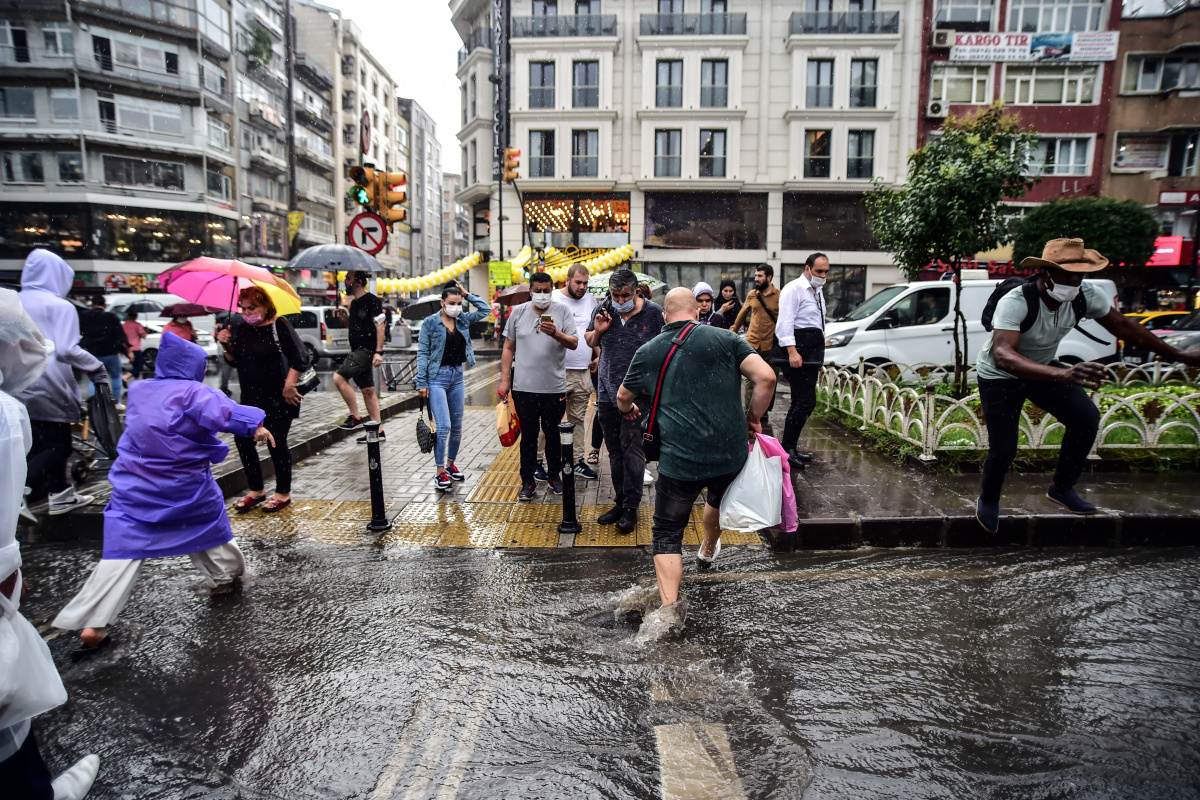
[20,542,1200,799]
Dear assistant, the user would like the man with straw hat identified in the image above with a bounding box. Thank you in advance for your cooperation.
[974,238,1200,533]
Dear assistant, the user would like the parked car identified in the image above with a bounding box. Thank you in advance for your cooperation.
[822,277,1119,369]
[1160,310,1200,358]
[1120,311,1194,363]
[285,305,413,365]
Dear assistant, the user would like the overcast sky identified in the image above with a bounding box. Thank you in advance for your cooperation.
[322,0,464,174]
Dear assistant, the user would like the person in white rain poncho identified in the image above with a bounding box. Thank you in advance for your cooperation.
[0,288,100,799]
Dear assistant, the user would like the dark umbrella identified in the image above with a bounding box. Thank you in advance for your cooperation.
[87,382,124,460]
[494,283,530,307]
[160,303,215,317]
[286,244,384,273]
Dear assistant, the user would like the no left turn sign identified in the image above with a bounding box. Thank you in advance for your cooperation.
[348,211,388,255]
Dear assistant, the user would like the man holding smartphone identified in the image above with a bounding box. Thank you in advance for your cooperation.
[498,271,578,500]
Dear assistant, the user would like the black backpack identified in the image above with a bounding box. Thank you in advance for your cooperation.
[981,276,1109,345]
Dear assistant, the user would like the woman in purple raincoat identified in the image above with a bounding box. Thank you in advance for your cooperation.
[54,332,274,658]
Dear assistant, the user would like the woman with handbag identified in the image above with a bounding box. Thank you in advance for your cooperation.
[217,286,309,513]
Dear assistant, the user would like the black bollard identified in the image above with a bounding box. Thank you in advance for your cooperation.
[363,420,392,532]
[557,421,582,535]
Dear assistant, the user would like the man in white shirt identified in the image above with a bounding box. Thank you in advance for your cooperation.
[775,252,830,470]
[554,264,600,479]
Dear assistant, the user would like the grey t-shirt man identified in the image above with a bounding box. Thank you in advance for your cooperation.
[507,300,577,393]
[976,282,1110,381]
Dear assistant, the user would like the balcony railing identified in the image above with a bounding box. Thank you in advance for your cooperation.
[640,13,747,36]
[456,26,493,66]
[77,54,201,92]
[0,44,75,68]
[513,14,618,37]
[789,11,900,34]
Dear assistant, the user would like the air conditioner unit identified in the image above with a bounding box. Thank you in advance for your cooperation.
[926,99,948,118]
[932,29,954,48]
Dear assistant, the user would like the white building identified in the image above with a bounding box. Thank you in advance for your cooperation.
[453,0,922,314]
[397,97,443,276]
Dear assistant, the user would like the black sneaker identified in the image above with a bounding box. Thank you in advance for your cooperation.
[1046,484,1097,514]
[533,460,549,482]
[547,475,563,495]
[518,481,537,502]
[356,428,386,444]
[574,460,598,480]
[617,508,638,534]
[597,505,621,525]
[976,496,999,534]
[338,414,364,430]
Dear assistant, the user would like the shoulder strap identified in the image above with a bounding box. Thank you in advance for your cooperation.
[751,290,778,324]
[1019,280,1041,333]
[644,323,698,443]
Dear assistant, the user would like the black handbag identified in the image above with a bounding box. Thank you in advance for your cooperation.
[641,322,698,462]
[266,318,320,396]
[415,397,436,454]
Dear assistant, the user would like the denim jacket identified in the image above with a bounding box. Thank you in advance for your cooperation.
[415,293,490,389]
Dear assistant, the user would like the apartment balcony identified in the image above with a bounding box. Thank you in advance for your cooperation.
[249,99,287,130]
[297,142,336,171]
[250,145,288,175]
[76,54,202,98]
[250,3,285,40]
[0,44,75,74]
[297,182,337,208]
[297,214,336,245]
[295,54,334,92]
[296,104,334,134]
[245,60,288,92]
[457,26,493,67]
[512,15,618,38]
[789,11,900,35]
[639,13,747,36]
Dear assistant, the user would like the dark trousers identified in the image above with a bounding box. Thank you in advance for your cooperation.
[591,414,603,450]
[597,401,646,511]
[129,350,146,380]
[780,364,820,452]
[651,470,740,556]
[234,412,293,494]
[978,377,1100,502]
[0,727,54,800]
[512,390,566,483]
[26,420,73,502]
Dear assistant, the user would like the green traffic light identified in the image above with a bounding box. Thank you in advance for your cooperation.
[349,186,370,205]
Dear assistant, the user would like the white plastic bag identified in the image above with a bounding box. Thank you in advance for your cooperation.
[718,438,783,532]
[0,580,68,731]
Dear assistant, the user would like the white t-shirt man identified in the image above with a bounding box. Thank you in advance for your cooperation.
[553,289,598,371]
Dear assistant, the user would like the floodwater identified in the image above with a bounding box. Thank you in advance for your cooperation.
[21,543,1200,799]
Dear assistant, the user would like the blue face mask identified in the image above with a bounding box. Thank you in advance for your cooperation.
[611,297,635,314]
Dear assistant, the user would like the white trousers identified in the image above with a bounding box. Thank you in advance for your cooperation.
[52,540,245,631]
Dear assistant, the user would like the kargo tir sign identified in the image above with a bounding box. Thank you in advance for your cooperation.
[950,31,1118,62]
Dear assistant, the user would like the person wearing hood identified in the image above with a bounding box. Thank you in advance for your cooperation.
[693,282,728,329]
[0,288,101,800]
[52,332,275,658]
[716,279,742,327]
[497,271,578,500]
[15,249,111,519]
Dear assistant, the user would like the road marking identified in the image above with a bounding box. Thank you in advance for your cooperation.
[654,723,747,800]
[432,673,496,800]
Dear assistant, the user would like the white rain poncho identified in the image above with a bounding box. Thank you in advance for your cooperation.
[0,287,66,761]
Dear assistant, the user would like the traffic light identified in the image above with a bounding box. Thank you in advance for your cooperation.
[503,147,520,183]
[374,171,407,225]
[348,165,374,206]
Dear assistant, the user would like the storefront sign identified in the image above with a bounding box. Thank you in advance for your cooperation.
[1159,190,1200,205]
[1147,236,1184,267]
[1113,135,1170,170]
[950,31,1118,62]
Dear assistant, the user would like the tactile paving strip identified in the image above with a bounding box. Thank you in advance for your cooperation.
[500,523,561,548]
[466,485,520,503]
[574,522,640,547]
[439,522,510,548]
[509,504,564,523]
[476,471,524,488]
[230,500,388,544]
[378,523,447,547]
[392,502,464,525]
[459,503,513,524]
[688,506,764,546]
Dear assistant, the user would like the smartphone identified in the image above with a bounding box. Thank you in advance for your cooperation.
[540,313,553,332]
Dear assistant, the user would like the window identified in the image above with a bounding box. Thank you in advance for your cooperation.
[935,0,992,30]
[103,154,184,190]
[892,288,951,327]
[530,61,555,108]
[0,87,34,118]
[202,60,228,96]
[644,192,766,249]
[807,0,832,11]
[3,152,43,183]
[576,0,600,12]
[51,88,79,120]
[533,0,558,13]
[206,169,231,201]
[57,152,84,182]
[0,22,30,63]
[931,65,990,104]
[1168,132,1199,177]
[207,116,230,150]
[530,130,555,177]
[42,22,72,56]
[654,129,681,177]
[116,98,183,135]
[572,129,598,177]
[804,130,831,178]
[699,129,726,177]
[700,59,728,107]
[807,60,833,108]
[783,192,877,251]
[573,61,599,108]
[1004,65,1096,104]
[850,59,878,107]
[659,0,683,12]
[1125,55,1200,93]
[850,0,876,10]
[656,60,682,108]
[847,130,875,179]
[470,75,477,118]
[1008,0,1102,32]
[1029,137,1090,175]
[470,140,477,183]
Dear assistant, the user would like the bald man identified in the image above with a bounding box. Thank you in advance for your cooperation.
[618,287,776,624]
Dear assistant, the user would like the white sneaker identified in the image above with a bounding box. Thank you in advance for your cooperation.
[52,753,100,800]
[48,488,96,516]
[643,469,653,485]
[114,403,126,412]
[19,497,38,524]
[696,536,722,569]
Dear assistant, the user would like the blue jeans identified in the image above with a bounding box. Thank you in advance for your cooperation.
[84,354,123,403]
[428,365,464,468]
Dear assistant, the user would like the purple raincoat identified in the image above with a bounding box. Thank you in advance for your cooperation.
[102,332,265,560]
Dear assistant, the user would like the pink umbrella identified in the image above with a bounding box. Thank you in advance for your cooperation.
[159,257,300,314]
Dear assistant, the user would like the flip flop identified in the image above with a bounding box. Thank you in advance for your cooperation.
[70,634,112,662]
[235,494,266,513]
[262,497,291,514]
[587,450,600,465]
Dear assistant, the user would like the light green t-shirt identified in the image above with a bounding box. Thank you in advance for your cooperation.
[976,282,1110,381]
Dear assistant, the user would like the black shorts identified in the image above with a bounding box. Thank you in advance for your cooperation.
[336,347,375,389]
[650,469,741,556]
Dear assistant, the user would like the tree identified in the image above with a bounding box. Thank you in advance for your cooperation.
[1011,197,1159,267]
[866,103,1038,394]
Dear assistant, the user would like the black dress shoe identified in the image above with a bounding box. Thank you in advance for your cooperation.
[597,506,621,525]
[787,451,808,470]
[789,450,812,463]
[617,508,638,534]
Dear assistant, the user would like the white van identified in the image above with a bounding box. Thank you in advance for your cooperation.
[822,277,1119,367]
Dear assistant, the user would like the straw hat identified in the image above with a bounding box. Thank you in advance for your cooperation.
[1020,237,1109,272]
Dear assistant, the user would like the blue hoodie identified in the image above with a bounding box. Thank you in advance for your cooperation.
[15,249,106,423]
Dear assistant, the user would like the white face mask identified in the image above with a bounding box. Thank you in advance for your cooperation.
[1046,276,1080,304]
[809,275,827,289]
[444,304,462,318]
[531,292,552,309]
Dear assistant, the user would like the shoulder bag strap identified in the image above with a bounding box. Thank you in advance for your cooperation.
[758,293,778,325]
[644,323,698,444]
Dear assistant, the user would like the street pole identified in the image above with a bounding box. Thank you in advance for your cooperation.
[1188,197,1199,310]
[363,420,392,532]
[557,422,581,534]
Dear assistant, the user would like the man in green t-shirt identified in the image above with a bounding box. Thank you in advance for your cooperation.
[975,238,1200,534]
[618,288,777,619]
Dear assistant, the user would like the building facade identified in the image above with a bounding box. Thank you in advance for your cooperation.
[453,0,925,315]
[443,171,470,264]
[398,96,443,277]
